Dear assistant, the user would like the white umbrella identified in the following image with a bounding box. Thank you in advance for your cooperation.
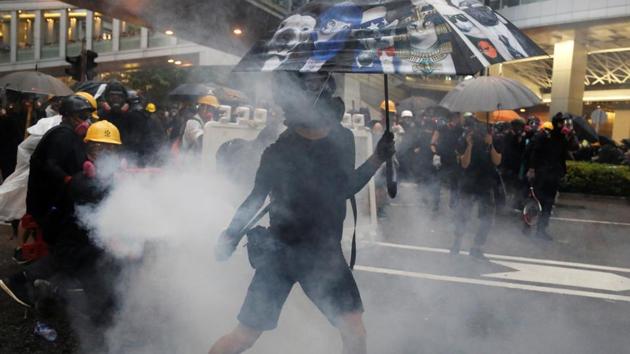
[439,76,541,113]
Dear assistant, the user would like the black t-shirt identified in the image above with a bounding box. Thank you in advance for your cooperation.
[457,138,496,193]
[27,123,86,220]
[256,126,354,247]
[438,125,463,168]
[530,131,572,177]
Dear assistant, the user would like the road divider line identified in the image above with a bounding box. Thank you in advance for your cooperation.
[367,241,630,274]
[550,217,630,227]
[355,265,630,303]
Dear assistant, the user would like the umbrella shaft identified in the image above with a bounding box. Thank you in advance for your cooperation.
[384,74,390,133]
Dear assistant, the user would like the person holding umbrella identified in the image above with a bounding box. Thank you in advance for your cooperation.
[451,117,502,258]
[210,71,395,354]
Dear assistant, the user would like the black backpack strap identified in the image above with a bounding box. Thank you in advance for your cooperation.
[349,196,358,270]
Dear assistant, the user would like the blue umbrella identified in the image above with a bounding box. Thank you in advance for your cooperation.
[236,0,546,197]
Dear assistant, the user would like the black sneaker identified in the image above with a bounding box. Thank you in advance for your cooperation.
[469,247,488,260]
[0,274,33,308]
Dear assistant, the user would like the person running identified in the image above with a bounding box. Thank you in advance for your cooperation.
[209,72,395,354]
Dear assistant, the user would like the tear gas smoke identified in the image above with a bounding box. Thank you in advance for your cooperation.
[76,155,343,354]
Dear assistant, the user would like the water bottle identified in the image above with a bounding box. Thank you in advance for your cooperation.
[34,321,57,342]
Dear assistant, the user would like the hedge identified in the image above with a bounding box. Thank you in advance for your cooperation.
[560,161,630,197]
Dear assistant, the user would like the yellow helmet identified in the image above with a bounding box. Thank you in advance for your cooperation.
[541,121,554,131]
[75,91,99,120]
[146,102,157,113]
[197,95,220,108]
[84,120,122,145]
[380,100,397,113]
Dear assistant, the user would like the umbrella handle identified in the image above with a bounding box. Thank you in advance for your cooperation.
[386,158,397,198]
[383,74,397,199]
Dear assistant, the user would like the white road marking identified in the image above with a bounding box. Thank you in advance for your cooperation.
[355,265,630,303]
[368,241,630,274]
[550,217,630,227]
[485,260,630,292]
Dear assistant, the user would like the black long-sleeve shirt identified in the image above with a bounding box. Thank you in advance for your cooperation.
[529,131,578,178]
[26,122,86,220]
[226,124,379,248]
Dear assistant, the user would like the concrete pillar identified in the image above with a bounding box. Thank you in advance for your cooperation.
[550,31,587,116]
[612,110,630,142]
[59,10,67,58]
[112,19,120,51]
[10,11,17,63]
[34,10,42,61]
[140,27,148,49]
[85,10,93,50]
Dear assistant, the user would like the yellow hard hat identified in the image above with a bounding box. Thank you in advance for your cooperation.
[75,91,99,120]
[380,100,397,113]
[84,120,122,145]
[542,121,554,131]
[146,102,157,113]
[197,95,220,108]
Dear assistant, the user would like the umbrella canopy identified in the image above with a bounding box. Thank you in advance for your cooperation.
[0,71,72,97]
[235,0,545,75]
[439,76,541,112]
[73,80,107,97]
[572,116,599,143]
[168,83,212,98]
[491,109,521,122]
[398,96,437,115]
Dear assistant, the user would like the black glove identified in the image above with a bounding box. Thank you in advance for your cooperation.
[376,131,396,161]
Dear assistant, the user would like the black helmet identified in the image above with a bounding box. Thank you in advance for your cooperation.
[104,80,128,98]
[127,90,144,112]
[59,95,94,119]
[510,117,526,130]
[552,112,570,129]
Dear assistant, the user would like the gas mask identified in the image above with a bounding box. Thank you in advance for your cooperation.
[104,92,129,114]
[448,14,473,33]
[72,112,92,137]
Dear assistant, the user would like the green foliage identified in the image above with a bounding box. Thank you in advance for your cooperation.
[561,161,630,197]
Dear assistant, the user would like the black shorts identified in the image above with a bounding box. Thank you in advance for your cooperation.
[237,245,363,331]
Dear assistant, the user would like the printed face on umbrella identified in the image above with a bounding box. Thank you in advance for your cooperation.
[478,40,498,59]
[448,14,473,33]
[312,3,362,61]
[406,9,444,51]
[455,0,499,27]
[267,14,317,58]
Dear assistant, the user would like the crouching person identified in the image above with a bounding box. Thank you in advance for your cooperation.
[1,121,122,325]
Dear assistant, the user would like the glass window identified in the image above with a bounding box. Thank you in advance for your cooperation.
[120,21,141,50]
[93,12,113,53]
[0,12,11,63]
[17,11,35,61]
[67,9,87,56]
[148,29,171,48]
[41,10,61,59]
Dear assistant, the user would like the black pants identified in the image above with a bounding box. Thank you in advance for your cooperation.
[429,166,460,210]
[454,189,494,248]
[534,173,561,232]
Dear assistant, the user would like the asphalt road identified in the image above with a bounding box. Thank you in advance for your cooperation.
[1,184,629,353]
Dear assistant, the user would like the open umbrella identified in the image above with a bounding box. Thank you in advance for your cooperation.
[0,71,72,97]
[168,83,212,99]
[491,109,521,122]
[571,116,599,143]
[439,76,540,113]
[0,71,73,139]
[235,0,545,197]
[397,96,437,115]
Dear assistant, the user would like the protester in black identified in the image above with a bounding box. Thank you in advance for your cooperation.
[527,113,578,240]
[451,120,502,258]
[26,95,93,243]
[1,95,94,309]
[209,72,395,354]
[430,110,463,211]
[500,118,527,210]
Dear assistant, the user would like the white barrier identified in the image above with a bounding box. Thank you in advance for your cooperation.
[201,121,377,242]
